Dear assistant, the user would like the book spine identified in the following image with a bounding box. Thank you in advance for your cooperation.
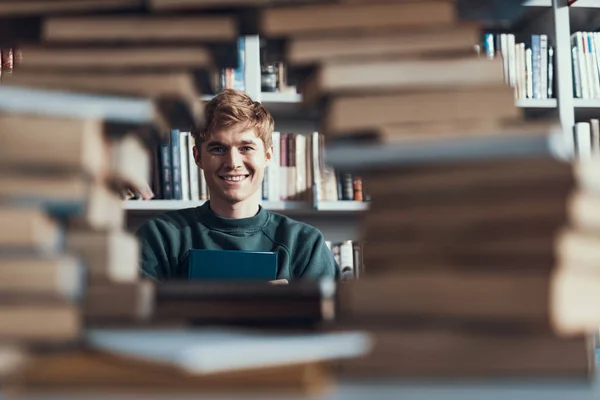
[575,122,593,159]
[170,129,182,200]
[179,131,190,201]
[573,45,582,98]
[339,240,355,280]
[279,133,288,201]
[187,134,200,201]
[548,46,554,98]
[234,37,246,92]
[269,131,280,201]
[160,139,173,200]
[526,47,533,99]
[531,34,541,99]
[540,35,548,99]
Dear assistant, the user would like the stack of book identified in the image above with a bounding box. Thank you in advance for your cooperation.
[0,1,373,397]
[256,0,600,378]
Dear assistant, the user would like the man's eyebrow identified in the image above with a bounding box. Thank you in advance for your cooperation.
[239,140,257,145]
[206,141,227,147]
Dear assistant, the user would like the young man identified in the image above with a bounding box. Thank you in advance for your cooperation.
[137,89,339,282]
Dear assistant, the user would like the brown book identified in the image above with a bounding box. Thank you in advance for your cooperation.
[338,269,600,335]
[154,281,335,325]
[324,86,519,137]
[17,45,213,71]
[334,329,593,378]
[363,156,573,200]
[4,71,204,127]
[0,173,124,231]
[0,256,83,301]
[0,113,108,178]
[363,198,568,243]
[0,207,61,254]
[4,350,332,397]
[364,236,557,272]
[43,15,237,43]
[107,134,151,192]
[349,119,558,144]
[260,1,456,37]
[0,0,142,16]
[0,303,80,344]
[302,57,504,105]
[66,230,139,283]
[568,191,600,233]
[84,281,155,323]
[287,23,479,66]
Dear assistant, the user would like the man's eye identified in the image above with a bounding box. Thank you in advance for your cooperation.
[210,147,225,153]
[242,146,254,152]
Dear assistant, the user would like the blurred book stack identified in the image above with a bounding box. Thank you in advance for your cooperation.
[256,0,600,380]
[0,1,374,397]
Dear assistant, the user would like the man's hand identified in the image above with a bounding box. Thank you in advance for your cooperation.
[268,279,289,285]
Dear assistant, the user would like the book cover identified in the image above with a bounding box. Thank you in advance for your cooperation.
[188,249,277,281]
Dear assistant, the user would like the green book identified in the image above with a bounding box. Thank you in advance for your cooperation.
[188,249,277,281]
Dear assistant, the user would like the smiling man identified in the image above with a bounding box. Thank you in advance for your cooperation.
[136,89,339,282]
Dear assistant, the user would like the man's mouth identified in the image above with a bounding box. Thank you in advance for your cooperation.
[219,174,250,182]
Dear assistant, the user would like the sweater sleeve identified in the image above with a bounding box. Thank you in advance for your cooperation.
[299,232,340,279]
[136,219,174,281]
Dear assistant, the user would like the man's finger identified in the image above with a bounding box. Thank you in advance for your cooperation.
[268,279,289,285]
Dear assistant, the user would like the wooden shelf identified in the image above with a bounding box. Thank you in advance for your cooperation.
[124,200,368,213]
[515,98,557,108]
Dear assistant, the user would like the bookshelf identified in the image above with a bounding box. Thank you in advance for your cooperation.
[125,0,600,241]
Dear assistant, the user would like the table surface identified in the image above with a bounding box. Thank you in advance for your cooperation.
[4,351,599,400]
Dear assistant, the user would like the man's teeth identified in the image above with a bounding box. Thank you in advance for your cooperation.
[221,175,247,181]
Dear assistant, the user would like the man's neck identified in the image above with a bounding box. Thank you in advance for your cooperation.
[209,198,260,219]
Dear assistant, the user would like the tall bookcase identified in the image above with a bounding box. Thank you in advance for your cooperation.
[125,0,596,240]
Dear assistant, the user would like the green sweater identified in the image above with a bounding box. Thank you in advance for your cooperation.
[136,202,339,281]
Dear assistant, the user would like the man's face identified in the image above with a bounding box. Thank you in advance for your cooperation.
[195,128,272,205]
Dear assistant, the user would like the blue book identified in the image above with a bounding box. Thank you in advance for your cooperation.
[188,249,277,281]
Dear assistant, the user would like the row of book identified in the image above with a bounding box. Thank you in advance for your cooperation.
[146,129,368,203]
[213,37,246,93]
[481,33,554,100]
[572,31,600,99]
[326,240,364,281]
[574,119,600,159]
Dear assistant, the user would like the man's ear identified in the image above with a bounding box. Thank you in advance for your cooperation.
[265,144,273,165]
[193,145,203,169]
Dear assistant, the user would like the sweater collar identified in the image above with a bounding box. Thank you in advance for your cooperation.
[196,201,269,233]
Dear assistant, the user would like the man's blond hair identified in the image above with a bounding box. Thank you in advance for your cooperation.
[193,89,274,149]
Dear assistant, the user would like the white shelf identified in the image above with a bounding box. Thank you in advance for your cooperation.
[574,99,600,108]
[316,201,370,212]
[523,0,552,6]
[124,200,207,211]
[124,200,368,213]
[260,92,302,103]
[515,98,557,108]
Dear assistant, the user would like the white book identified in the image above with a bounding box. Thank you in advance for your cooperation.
[179,131,190,201]
[295,134,307,201]
[339,240,355,280]
[311,132,321,204]
[591,119,600,157]
[508,34,517,90]
[268,131,280,202]
[500,34,509,85]
[576,122,593,159]
[515,43,525,99]
[86,328,372,375]
[573,46,583,99]
[187,134,200,201]
[526,48,534,99]
[589,32,600,99]
[575,32,590,99]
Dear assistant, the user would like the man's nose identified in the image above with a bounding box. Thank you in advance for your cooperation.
[224,149,242,169]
